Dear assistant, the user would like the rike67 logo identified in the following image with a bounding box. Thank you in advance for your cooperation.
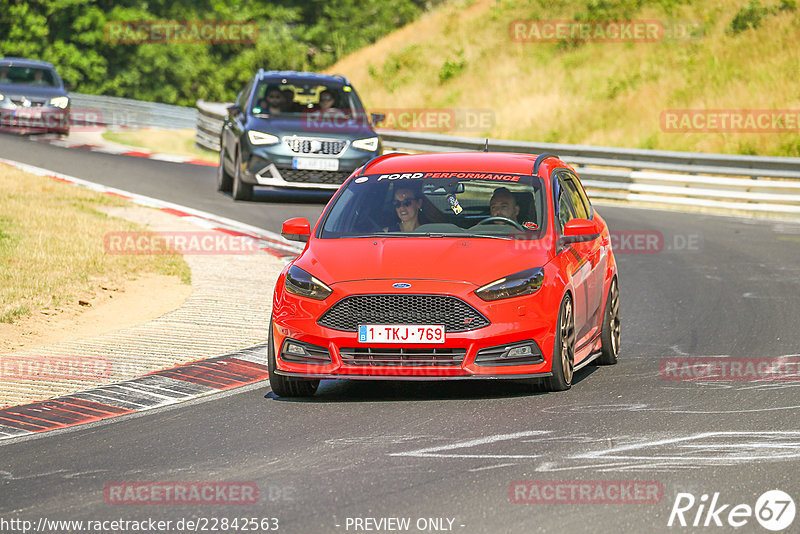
[668,490,795,531]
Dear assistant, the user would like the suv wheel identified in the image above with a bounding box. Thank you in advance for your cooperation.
[217,148,233,192]
[232,149,254,201]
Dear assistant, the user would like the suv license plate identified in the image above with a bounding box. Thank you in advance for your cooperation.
[293,157,339,171]
[358,325,445,344]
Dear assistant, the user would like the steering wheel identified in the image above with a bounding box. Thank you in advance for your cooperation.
[473,216,526,231]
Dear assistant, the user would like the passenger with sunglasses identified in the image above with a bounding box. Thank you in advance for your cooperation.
[384,187,424,232]
[318,90,337,112]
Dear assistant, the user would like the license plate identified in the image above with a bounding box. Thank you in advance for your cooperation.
[14,109,40,119]
[358,324,445,344]
[293,157,339,171]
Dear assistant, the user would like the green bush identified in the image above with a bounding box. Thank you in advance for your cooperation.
[0,0,442,106]
[438,51,466,84]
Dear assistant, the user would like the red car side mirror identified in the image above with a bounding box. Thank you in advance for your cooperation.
[282,217,311,243]
[562,218,601,244]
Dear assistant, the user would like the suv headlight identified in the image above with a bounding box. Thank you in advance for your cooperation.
[285,265,332,300]
[475,267,544,301]
[247,130,279,145]
[352,136,379,151]
[50,96,69,109]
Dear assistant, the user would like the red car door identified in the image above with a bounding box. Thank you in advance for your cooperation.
[553,175,590,344]
[562,172,607,335]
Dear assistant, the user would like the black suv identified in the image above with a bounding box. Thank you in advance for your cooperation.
[218,70,384,200]
[0,57,71,135]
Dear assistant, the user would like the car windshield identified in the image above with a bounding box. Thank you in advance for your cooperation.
[251,80,365,118]
[319,172,547,239]
[0,66,59,87]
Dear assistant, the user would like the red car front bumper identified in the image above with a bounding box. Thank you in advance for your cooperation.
[271,278,561,380]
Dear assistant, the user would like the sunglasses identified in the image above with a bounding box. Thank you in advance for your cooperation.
[320,96,333,101]
[393,199,415,208]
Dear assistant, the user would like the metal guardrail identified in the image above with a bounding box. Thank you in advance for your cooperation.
[196,100,229,152]
[71,93,197,129]
[195,101,800,216]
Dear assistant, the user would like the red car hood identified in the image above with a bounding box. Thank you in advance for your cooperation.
[294,236,554,287]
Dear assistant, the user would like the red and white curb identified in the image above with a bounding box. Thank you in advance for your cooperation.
[0,157,304,259]
[0,158,301,441]
[32,135,217,167]
[0,345,270,441]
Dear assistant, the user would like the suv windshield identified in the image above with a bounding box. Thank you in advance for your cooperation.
[320,172,547,239]
[251,79,365,118]
[0,66,59,87]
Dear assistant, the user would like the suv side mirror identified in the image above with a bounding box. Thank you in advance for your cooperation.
[561,218,601,245]
[227,104,241,116]
[64,81,74,91]
[282,217,311,243]
[371,113,385,127]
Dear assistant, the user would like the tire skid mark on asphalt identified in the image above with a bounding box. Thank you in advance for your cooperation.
[387,430,800,473]
[0,348,270,443]
[389,430,548,459]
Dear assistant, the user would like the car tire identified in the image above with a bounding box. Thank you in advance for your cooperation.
[267,317,320,398]
[217,148,233,192]
[543,294,575,392]
[231,150,253,201]
[597,278,621,365]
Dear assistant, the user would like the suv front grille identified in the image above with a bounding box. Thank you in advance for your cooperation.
[340,347,466,367]
[318,295,490,333]
[280,169,352,184]
[284,136,347,156]
[10,98,45,107]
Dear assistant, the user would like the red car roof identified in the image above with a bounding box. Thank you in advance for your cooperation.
[365,152,563,176]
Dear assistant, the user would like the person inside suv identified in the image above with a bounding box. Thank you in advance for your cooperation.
[281,88,299,112]
[318,90,337,113]
[260,86,285,115]
[29,69,50,86]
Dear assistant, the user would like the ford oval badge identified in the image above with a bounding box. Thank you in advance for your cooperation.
[392,283,412,289]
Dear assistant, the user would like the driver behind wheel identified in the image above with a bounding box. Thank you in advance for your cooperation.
[489,187,520,222]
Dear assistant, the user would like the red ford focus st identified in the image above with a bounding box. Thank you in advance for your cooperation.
[269,152,620,397]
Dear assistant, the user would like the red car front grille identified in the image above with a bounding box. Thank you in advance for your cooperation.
[318,294,490,333]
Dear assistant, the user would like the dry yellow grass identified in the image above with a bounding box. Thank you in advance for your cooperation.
[328,0,800,155]
[103,128,218,162]
[0,165,190,324]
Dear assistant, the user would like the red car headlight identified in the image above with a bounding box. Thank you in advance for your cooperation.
[475,267,544,301]
[285,265,332,300]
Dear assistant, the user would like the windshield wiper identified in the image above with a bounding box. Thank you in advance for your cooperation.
[458,233,513,240]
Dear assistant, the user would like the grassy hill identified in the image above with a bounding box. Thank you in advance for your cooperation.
[328,0,800,156]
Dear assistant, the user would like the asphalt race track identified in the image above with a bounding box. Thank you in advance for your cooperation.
[2,133,800,533]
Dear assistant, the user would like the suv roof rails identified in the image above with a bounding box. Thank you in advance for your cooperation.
[533,153,560,176]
